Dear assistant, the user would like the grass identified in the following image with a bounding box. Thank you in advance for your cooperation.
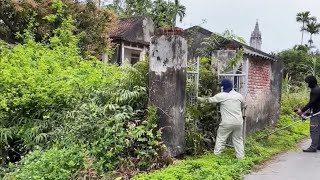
[133,115,309,180]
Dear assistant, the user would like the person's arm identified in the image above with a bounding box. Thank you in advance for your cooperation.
[197,93,223,104]
[197,97,208,103]
[301,89,320,112]
[208,93,223,104]
[240,95,246,108]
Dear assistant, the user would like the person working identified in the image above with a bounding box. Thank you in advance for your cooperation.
[296,75,320,152]
[198,79,245,159]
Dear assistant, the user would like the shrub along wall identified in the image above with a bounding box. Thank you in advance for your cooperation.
[185,57,220,154]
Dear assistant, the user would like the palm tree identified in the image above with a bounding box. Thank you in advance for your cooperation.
[124,0,152,16]
[111,0,125,12]
[305,20,320,47]
[172,0,186,26]
[296,11,317,45]
[151,0,186,27]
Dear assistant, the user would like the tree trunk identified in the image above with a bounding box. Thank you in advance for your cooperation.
[309,33,313,47]
[301,22,305,45]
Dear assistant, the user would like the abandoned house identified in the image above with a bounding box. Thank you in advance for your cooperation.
[107,16,155,65]
[186,22,283,134]
[107,17,282,134]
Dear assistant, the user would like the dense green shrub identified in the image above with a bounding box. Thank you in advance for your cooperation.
[185,57,220,154]
[0,1,165,179]
[198,57,219,96]
[4,146,85,180]
[0,19,124,163]
[278,47,320,85]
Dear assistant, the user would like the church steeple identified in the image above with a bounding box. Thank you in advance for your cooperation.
[250,20,262,50]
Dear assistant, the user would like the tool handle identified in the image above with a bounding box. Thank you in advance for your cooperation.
[303,111,320,119]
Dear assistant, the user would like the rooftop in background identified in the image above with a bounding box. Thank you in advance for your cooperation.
[110,16,154,45]
[185,26,278,61]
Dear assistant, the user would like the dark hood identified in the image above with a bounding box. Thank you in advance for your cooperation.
[305,75,318,88]
[221,79,233,93]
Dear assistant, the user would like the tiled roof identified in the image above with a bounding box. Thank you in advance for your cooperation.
[110,16,148,45]
[110,16,144,37]
[243,45,277,61]
[186,26,278,62]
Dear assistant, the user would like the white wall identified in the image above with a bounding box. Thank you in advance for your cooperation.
[123,48,144,64]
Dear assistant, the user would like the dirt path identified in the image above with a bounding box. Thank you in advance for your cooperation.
[244,139,320,180]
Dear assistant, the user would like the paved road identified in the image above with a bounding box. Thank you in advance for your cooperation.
[244,139,320,180]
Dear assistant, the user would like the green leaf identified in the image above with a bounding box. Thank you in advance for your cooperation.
[67,160,75,167]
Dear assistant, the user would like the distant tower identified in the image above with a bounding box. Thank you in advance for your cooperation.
[250,20,262,50]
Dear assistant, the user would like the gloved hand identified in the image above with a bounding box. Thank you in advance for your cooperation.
[294,108,303,116]
[304,112,311,116]
[197,97,207,103]
[301,114,308,121]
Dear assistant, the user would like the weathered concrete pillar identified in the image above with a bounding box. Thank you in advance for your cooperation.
[149,28,187,157]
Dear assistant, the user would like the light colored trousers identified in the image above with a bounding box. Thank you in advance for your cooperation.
[214,124,244,159]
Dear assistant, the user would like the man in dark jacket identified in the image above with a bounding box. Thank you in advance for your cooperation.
[296,75,320,152]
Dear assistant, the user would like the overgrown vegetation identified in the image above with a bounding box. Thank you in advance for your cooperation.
[185,30,246,155]
[134,26,314,178]
[134,15,315,178]
[1,1,317,179]
[185,57,219,154]
[278,46,320,85]
[0,1,167,179]
[108,0,186,27]
[0,0,117,57]
[133,90,310,180]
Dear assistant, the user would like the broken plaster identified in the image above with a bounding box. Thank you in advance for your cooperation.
[150,35,187,76]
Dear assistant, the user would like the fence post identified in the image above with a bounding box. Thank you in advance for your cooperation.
[196,57,200,99]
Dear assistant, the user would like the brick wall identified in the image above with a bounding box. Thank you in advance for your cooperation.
[248,58,271,98]
[245,57,275,134]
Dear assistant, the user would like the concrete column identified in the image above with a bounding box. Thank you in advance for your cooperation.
[149,28,187,157]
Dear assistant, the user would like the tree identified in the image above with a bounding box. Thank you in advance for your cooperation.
[151,0,174,27]
[0,0,117,57]
[277,47,319,84]
[110,0,186,27]
[105,0,125,13]
[305,20,320,47]
[293,44,310,52]
[172,0,186,26]
[296,11,316,45]
[150,0,186,27]
[123,0,152,16]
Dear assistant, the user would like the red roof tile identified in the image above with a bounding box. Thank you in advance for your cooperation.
[110,16,145,38]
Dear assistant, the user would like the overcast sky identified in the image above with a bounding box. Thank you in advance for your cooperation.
[176,0,320,53]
